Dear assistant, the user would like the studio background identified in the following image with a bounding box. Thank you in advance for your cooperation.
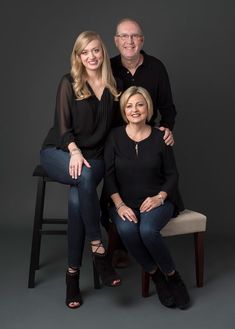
[1,0,235,328]
[1,0,235,235]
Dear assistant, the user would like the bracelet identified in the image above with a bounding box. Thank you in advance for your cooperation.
[157,193,164,205]
[116,202,125,211]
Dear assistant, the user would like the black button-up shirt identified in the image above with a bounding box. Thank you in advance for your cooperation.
[111,51,177,130]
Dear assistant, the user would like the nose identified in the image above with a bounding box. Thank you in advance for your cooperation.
[126,35,134,43]
[89,50,96,58]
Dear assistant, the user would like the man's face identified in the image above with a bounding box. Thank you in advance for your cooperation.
[114,21,144,60]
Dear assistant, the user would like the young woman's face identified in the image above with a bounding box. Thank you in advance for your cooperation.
[80,39,104,72]
[124,93,148,124]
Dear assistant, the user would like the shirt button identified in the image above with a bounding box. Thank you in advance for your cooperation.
[132,78,135,82]
[127,71,129,74]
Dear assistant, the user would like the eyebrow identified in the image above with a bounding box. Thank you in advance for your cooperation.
[82,46,101,51]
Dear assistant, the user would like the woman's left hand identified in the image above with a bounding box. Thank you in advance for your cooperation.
[140,196,162,213]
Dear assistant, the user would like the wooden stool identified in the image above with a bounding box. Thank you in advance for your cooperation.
[28,165,100,289]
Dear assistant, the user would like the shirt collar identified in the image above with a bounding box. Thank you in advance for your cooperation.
[115,50,148,69]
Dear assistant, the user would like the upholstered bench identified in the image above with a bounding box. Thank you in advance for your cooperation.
[108,209,207,297]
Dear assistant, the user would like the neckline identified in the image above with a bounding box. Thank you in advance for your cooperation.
[86,82,106,101]
[124,125,152,144]
[122,53,143,72]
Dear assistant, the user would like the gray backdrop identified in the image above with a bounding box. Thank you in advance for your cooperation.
[1,0,235,235]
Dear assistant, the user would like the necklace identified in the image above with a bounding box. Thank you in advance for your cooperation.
[135,142,139,156]
[126,125,151,157]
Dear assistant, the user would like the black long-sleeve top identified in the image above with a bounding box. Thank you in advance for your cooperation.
[42,73,119,159]
[104,126,184,214]
[111,51,177,130]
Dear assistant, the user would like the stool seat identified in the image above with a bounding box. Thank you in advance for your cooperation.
[32,164,48,177]
[161,209,206,237]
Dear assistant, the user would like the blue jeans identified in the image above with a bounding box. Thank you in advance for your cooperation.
[110,201,175,274]
[40,147,104,268]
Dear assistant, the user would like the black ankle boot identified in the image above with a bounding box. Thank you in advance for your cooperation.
[167,271,190,310]
[66,270,82,309]
[151,270,175,308]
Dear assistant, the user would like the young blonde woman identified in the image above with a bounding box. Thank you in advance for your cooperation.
[40,31,121,309]
[104,86,190,310]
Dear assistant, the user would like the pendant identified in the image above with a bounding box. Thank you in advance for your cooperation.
[135,143,138,156]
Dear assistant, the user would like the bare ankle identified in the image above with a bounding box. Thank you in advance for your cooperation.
[91,240,105,254]
[68,267,78,274]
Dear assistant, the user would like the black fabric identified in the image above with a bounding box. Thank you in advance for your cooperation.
[42,74,117,159]
[104,126,184,215]
[111,51,177,130]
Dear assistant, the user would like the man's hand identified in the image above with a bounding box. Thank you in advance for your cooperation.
[159,126,174,146]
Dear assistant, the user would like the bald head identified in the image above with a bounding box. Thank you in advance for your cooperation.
[116,18,143,36]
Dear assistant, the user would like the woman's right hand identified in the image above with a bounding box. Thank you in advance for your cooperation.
[69,153,91,179]
[117,205,138,223]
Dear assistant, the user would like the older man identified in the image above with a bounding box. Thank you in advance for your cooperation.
[111,18,176,146]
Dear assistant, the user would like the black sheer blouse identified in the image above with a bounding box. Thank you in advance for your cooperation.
[42,74,119,159]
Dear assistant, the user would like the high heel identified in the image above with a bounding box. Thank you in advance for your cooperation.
[66,270,82,309]
[92,242,121,287]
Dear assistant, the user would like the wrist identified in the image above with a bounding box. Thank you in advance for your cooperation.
[157,193,165,205]
[70,148,82,157]
[116,202,125,212]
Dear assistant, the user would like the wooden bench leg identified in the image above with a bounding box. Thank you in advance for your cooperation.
[194,232,204,287]
[142,270,150,297]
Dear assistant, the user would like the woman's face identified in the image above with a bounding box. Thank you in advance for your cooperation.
[80,39,104,72]
[124,93,148,124]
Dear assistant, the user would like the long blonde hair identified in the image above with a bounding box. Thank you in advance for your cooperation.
[70,31,119,100]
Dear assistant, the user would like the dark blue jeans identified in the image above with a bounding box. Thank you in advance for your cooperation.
[110,201,175,274]
[40,147,104,268]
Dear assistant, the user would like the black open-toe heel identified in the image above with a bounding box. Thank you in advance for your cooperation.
[66,269,83,309]
[92,242,121,287]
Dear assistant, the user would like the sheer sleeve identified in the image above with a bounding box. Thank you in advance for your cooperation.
[54,75,75,150]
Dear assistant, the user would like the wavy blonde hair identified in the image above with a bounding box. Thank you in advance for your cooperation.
[120,86,153,123]
[70,31,119,100]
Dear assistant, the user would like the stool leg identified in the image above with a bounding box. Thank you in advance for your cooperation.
[142,270,150,297]
[92,260,101,289]
[107,222,120,256]
[28,177,45,288]
[194,232,204,287]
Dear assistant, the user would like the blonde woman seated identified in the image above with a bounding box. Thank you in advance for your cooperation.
[104,86,190,310]
[40,31,121,309]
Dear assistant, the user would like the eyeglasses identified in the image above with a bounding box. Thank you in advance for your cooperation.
[116,34,143,41]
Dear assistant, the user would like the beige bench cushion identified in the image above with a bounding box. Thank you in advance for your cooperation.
[161,209,207,237]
